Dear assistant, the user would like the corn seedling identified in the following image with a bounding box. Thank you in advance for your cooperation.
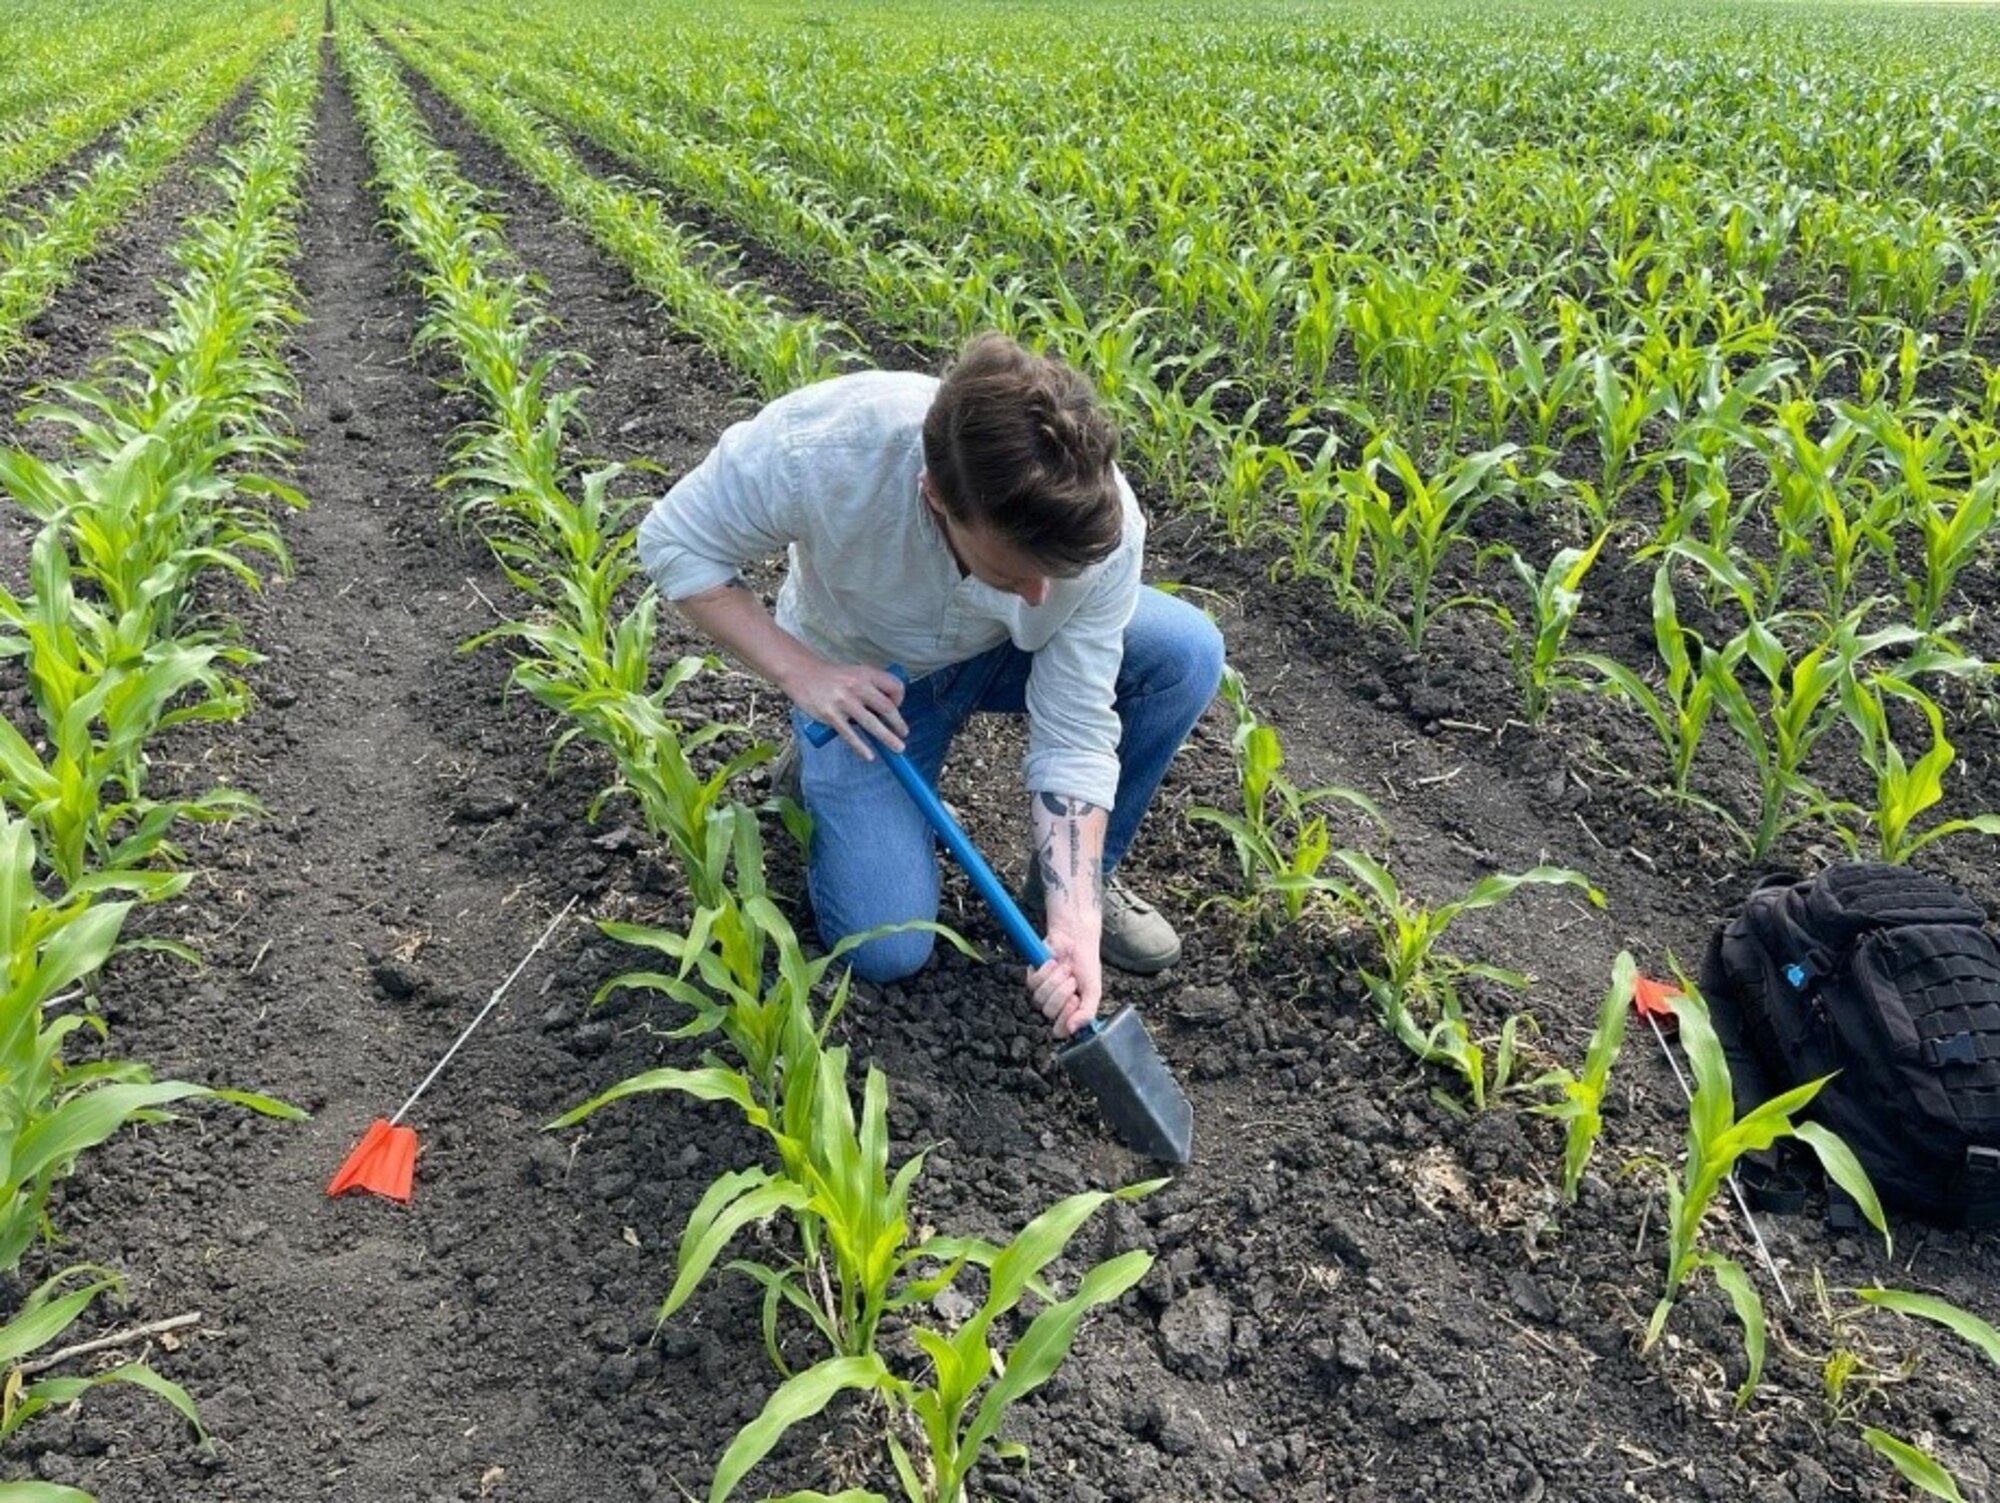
[1186,668,1381,927]
[1704,603,1929,860]
[1569,559,1718,799]
[0,1265,205,1457]
[559,1027,957,1371]
[1649,355,1796,558]
[1640,985,1886,1408]
[0,809,303,1272]
[1327,849,1601,1110]
[1529,951,1633,1204]
[583,810,965,1110]
[1898,465,1997,635]
[1490,532,1608,726]
[1752,400,1899,619]
[1333,436,1519,648]
[1833,673,2000,863]
[705,1185,1158,1503]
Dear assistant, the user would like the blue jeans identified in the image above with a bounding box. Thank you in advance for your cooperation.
[792,587,1224,984]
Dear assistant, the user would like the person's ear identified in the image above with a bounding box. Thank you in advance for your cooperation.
[918,469,948,521]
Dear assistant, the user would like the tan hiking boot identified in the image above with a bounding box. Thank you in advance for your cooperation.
[1021,864,1182,975]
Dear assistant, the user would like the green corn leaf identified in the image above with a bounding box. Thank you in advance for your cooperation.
[979,1189,1123,1324]
[207,1088,307,1121]
[1569,652,1671,747]
[1666,986,1738,1153]
[708,1355,890,1503]
[0,1270,121,1368]
[955,1249,1152,1477]
[662,1170,810,1323]
[885,1431,925,1503]
[1438,864,1603,922]
[1329,847,1400,913]
[1720,1077,1832,1155]
[1792,1121,1890,1251]
[0,1482,96,1502]
[1703,1252,1766,1408]
[1907,815,2000,861]
[1858,1288,2000,1365]
[546,1065,765,1130]
[1861,1429,1967,1502]
[23,900,131,1006]
[9,1081,220,1189]
[911,1324,969,1413]
[88,1360,205,1438]
[0,818,35,958]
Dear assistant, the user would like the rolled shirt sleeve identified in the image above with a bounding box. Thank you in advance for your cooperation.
[636,404,799,601]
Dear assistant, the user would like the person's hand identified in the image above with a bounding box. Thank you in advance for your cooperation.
[785,661,908,758]
[1026,927,1102,1039]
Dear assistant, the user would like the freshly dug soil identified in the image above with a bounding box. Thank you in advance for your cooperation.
[3,33,1995,1503]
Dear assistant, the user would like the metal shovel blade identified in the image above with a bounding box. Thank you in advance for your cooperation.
[1057,1006,1194,1164]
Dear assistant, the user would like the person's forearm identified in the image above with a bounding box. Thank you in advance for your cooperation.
[676,580,823,697]
[678,580,908,756]
[1031,793,1107,930]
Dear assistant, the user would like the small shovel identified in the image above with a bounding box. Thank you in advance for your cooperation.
[803,715,1195,1163]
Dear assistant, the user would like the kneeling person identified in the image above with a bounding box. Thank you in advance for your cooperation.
[637,334,1224,1039]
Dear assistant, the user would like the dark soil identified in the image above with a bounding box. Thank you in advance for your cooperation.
[3,32,1996,1503]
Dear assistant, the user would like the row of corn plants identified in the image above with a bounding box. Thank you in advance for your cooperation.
[0,1,241,135]
[0,17,295,366]
[391,13,1992,503]
[383,17,1994,589]
[334,15,1155,1500]
[363,12,854,397]
[408,0,2000,355]
[0,29,319,1497]
[0,25,255,206]
[400,0,1997,476]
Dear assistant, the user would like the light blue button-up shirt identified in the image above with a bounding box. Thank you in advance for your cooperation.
[636,370,1145,809]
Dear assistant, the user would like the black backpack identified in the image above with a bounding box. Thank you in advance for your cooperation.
[1699,863,2000,1228]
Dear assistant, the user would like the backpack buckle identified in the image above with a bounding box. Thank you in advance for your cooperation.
[1968,1146,2000,1184]
[1922,1033,1981,1068]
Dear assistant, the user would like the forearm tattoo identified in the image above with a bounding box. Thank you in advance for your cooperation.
[1035,793,1105,905]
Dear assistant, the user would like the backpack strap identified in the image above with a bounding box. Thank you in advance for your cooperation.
[1826,1183,1865,1233]
[1738,1148,1809,1215]
[1966,1146,2000,1229]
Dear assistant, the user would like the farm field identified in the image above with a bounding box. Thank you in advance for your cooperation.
[1,1,1999,1500]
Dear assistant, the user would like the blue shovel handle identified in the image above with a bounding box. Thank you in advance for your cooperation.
[802,667,1102,1040]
